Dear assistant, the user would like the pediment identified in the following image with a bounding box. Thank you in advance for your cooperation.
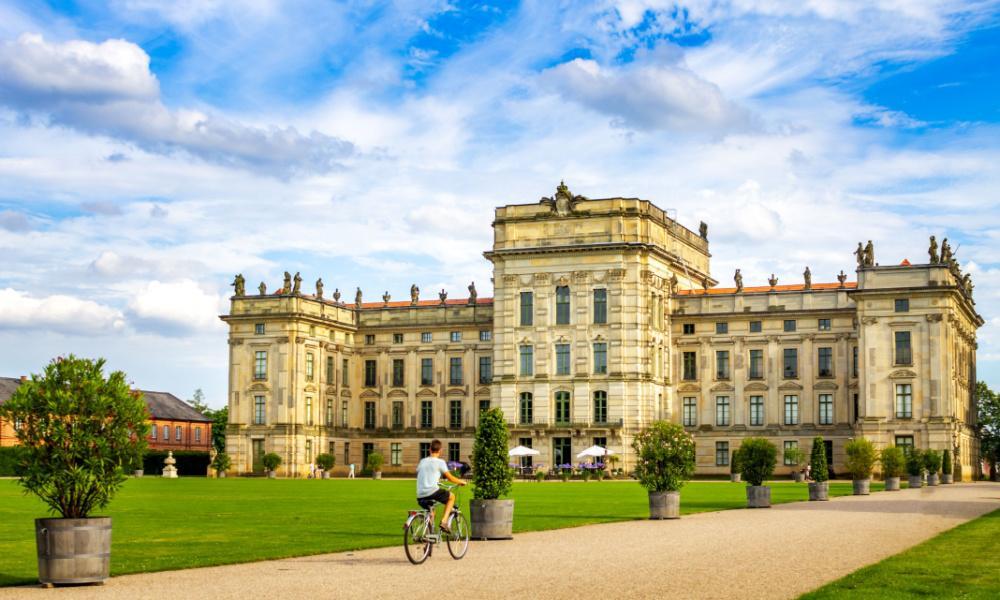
[475,387,491,396]
[340,389,352,398]
[360,389,380,399]
[417,387,438,398]
[303,384,318,393]
[744,382,768,392]
[677,383,701,393]
[445,387,466,396]
[814,380,839,391]
[248,382,270,392]
[889,369,918,379]
[387,389,407,398]
[778,381,804,391]
[710,382,735,393]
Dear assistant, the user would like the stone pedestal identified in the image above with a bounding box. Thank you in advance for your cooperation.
[162,451,179,479]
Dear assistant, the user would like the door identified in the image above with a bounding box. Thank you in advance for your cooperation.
[824,440,835,479]
[252,439,265,474]
[553,437,571,467]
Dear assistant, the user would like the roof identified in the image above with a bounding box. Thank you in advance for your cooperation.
[677,281,857,296]
[358,297,494,310]
[0,377,211,422]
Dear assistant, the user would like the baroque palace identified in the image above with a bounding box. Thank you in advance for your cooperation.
[221,183,983,478]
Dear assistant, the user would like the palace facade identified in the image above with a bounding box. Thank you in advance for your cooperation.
[221,184,983,479]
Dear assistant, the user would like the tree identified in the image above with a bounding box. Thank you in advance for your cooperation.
[977,381,1000,481]
[845,438,878,480]
[632,421,696,492]
[210,406,228,454]
[471,407,513,500]
[810,436,829,482]
[735,437,777,486]
[187,388,210,414]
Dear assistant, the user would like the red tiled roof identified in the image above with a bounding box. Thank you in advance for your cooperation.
[678,282,857,296]
[359,297,494,309]
[900,259,912,266]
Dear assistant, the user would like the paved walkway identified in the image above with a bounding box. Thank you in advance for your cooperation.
[5,482,999,599]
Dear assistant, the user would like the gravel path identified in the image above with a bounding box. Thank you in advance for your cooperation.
[5,482,999,600]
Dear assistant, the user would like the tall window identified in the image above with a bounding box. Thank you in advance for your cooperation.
[895,331,912,365]
[392,359,404,387]
[326,356,334,384]
[326,398,333,426]
[749,395,764,426]
[593,289,607,324]
[365,334,375,345]
[894,435,914,452]
[479,399,490,420]
[520,345,534,376]
[419,442,431,459]
[817,347,833,377]
[364,402,375,429]
[593,391,607,424]
[715,442,730,466]
[421,400,433,428]
[448,442,460,464]
[342,358,349,385]
[555,286,570,325]
[593,343,608,374]
[716,396,730,426]
[682,397,697,426]
[479,356,492,384]
[716,350,730,379]
[163,425,169,440]
[519,392,533,424]
[520,292,533,326]
[818,318,831,331]
[341,400,348,427]
[784,395,799,425]
[175,426,182,441]
[421,358,433,385]
[895,383,913,418]
[683,352,697,380]
[555,344,571,375]
[392,401,403,428]
[364,360,377,387]
[715,322,728,334]
[254,351,267,380]
[555,391,571,425]
[852,346,858,378]
[305,352,314,381]
[305,396,313,425]
[391,443,402,466]
[784,440,799,466]
[783,348,798,378]
[784,320,797,332]
[151,425,157,440]
[518,438,533,469]
[450,400,462,429]
[305,440,312,464]
[449,357,463,385]
[749,349,764,379]
[553,437,571,466]
[818,394,833,425]
[254,395,265,424]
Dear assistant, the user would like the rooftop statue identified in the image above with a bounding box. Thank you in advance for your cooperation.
[355,287,362,309]
[928,235,939,264]
[410,284,419,305]
[292,272,302,295]
[768,274,778,289]
[231,274,245,297]
[333,288,341,303]
[439,289,448,304]
[699,221,708,240]
[837,271,847,287]
[283,271,292,294]
[468,282,477,304]
[315,278,324,299]
[383,291,391,305]
[803,266,812,290]
[854,242,864,269]
[734,269,743,293]
[258,281,267,295]
[863,240,875,266]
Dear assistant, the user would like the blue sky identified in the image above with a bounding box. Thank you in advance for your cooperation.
[0,0,999,407]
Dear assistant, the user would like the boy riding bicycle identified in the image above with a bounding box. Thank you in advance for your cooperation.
[416,439,467,532]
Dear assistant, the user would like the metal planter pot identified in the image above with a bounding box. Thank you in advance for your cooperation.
[908,475,923,488]
[941,473,954,484]
[648,491,680,520]
[927,473,940,486]
[730,473,741,483]
[746,485,771,508]
[373,471,382,480]
[885,477,901,491]
[470,499,514,540]
[217,471,227,479]
[35,517,111,586]
[322,471,331,479]
[808,481,829,501]
[792,472,805,483]
[852,478,871,495]
[267,470,276,479]
[133,470,143,478]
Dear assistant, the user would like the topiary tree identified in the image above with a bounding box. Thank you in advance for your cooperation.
[262,452,282,472]
[211,452,231,473]
[472,407,513,500]
[0,356,149,519]
[735,437,777,486]
[924,449,942,475]
[845,438,878,480]
[631,421,696,493]
[315,453,335,471]
[366,452,384,473]
[810,437,828,482]
[880,446,905,478]
[730,446,742,475]
[942,449,953,475]
[905,448,924,476]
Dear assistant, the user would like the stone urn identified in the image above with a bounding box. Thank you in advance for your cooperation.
[267,470,276,479]
[161,451,178,478]
[852,478,871,495]
[470,499,514,540]
[133,469,143,478]
[885,477,901,491]
[927,473,940,486]
[808,481,829,501]
[322,471,331,479]
[372,471,382,480]
[907,475,923,489]
[746,486,771,508]
[35,517,111,586]
[648,491,680,519]
[941,473,954,484]
[730,473,741,483]
[792,471,805,483]
[216,470,227,479]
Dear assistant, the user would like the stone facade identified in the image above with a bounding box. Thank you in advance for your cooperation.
[221,184,983,479]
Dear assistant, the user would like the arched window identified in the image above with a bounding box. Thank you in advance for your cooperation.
[555,391,571,425]
[519,392,533,424]
[593,391,607,424]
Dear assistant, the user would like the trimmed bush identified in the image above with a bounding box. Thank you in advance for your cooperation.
[735,437,777,486]
[810,437,828,482]
[924,449,942,475]
[315,453,335,471]
[142,450,211,475]
[632,421,696,493]
[942,449,953,475]
[905,448,924,476]
[262,452,282,472]
[471,407,513,500]
[880,446,905,478]
[534,469,546,482]
[784,446,805,467]
[730,447,741,475]
[366,452,384,473]
[845,438,878,480]
[211,452,231,473]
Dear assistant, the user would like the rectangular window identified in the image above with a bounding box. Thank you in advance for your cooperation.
[683,323,695,335]
[518,437,533,469]
[254,351,267,380]
[362,443,373,471]
[555,344,571,375]
[555,391,571,425]
[593,391,607,424]
[448,442,460,464]
[784,320,796,332]
[593,343,608,374]
[305,440,312,464]
[392,359,404,387]
[749,349,764,379]
[520,345,534,376]
[749,320,762,333]
[895,331,912,365]
[364,402,375,429]
[254,395,265,424]
[895,383,913,418]
[326,398,333,426]
[818,393,834,425]
[305,396,313,425]
[341,400,348,427]
[163,425,169,440]
[519,392,533,424]
[553,437,571,466]
[421,332,432,343]
[479,356,492,384]
[683,352,697,380]
[783,348,798,378]
[421,358,434,386]
[894,298,910,313]
[716,396,730,426]
[818,347,833,377]
[175,426,182,441]
[391,443,402,466]
[894,435,914,452]
[449,357,463,385]
[254,323,265,335]
[715,442,730,467]
[419,442,431,459]
[365,334,375,345]
[750,395,764,426]
[450,400,462,429]
[555,285,570,325]
[784,440,799,466]
[393,333,403,344]
[852,346,858,378]
[479,330,492,342]
[326,356,334,384]
[479,399,490,421]
[305,352,315,381]
[593,289,607,324]
[420,400,433,428]
[342,358,349,386]
[364,360,377,387]
[715,322,728,334]
[520,291,533,326]
[450,331,462,343]
[682,397,697,427]
[784,395,799,425]
[716,350,730,379]
[150,425,157,440]
[818,318,831,331]
[392,401,403,428]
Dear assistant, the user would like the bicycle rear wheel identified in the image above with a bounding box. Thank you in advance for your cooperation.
[404,515,432,565]
[446,512,470,559]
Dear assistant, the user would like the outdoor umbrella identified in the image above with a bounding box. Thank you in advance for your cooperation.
[508,445,540,456]
[577,445,614,458]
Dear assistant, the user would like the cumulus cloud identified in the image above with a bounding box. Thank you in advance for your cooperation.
[0,288,125,335]
[0,34,354,176]
[127,279,225,335]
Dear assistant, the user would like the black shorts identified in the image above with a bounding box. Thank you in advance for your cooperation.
[417,487,450,509]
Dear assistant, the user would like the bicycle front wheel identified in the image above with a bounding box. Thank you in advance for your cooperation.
[446,512,470,560]
[404,515,432,565]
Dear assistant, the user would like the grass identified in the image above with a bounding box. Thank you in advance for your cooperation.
[801,508,1000,599]
[0,477,881,587]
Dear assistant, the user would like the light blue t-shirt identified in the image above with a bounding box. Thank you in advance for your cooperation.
[416,457,449,498]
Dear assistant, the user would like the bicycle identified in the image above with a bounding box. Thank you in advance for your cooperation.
[403,482,470,564]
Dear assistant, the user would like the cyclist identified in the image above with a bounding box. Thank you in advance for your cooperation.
[416,439,466,533]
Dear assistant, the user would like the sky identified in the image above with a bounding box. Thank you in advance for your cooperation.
[0,0,998,408]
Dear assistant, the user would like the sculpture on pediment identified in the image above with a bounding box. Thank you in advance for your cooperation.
[734,269,743,293]
[863,240,875,266]
[333,288,341,303]
[355,287,362,309]
[292,272,302,295]
[439,289,448,304]
[382,291,391,306]
[315,278,324,299]
[837,270,847,287]
[258,281,267,295]
[854,242,864,269]
[468,282,478,304]
[928,235,939,263]
[699,221,708,240]
[803,266,812,290]
[539,180,587,216]
[283,271,292,294]
[768,274,778,289]
[231,274,245,297]
[410,284,420,305]
[940,238,952,264]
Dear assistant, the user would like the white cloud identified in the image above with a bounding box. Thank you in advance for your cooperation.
[0,288,125,335]
[127,280,225,335]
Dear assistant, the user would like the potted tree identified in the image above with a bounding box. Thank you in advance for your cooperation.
[263,452,282,478]
[735,437,777,508]
[0,356,148,586]
[367,452,384,480]
[906,449,924,489]
[880,446,905,491]
[212,452,231,478]
[845,438,877,495]
[632,421,696,519]
[729,449,742,483]
[785,446,806,482]
[808,437,829,501]
[316,453,335,479]
[924,449,942,486]
[470,407,515,539]
[941,449,954,484]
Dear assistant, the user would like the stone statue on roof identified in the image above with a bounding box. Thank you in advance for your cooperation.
[699,221,708,240]
[863,240,875,266]
[468,282,477,304]
[940,237,952,263]
[258,281,267,295]
[231,274,245,297]
[854,242,864,269]
[382,291,391,306]
[315,278,323,299]
[410,284,419,305]
[283,271,292,294]
[837,270,847,287]
[803,266,812,290]
[292,272,302,295]
[333,288,341,302]
[439,289,448,304]
[734,269,743,293]
[768,274,778,289]
[928,235,939,264]
[355,287,362,308]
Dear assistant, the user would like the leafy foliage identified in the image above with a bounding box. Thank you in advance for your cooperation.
[942,449,953,475]
[906,448,925,476]
[186,389,228,454]
[844,438,878,480]
[0,356,149,518]
[0,447,28,477]
[211,452,231,472]
[809,436,828,482]
[923,449,942,475]
[783,446,805,467]
[471,407,513,500]
[262,452,282,472]
[735,437,777,486]
[315,453,335,471]
[365,452,384,472]
[880,446,905,478]
[977,381,1000,480]
[631,421,696,492]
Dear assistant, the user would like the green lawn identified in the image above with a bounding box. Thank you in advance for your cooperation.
[801,508,1000,599]
[0,478,881,587]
